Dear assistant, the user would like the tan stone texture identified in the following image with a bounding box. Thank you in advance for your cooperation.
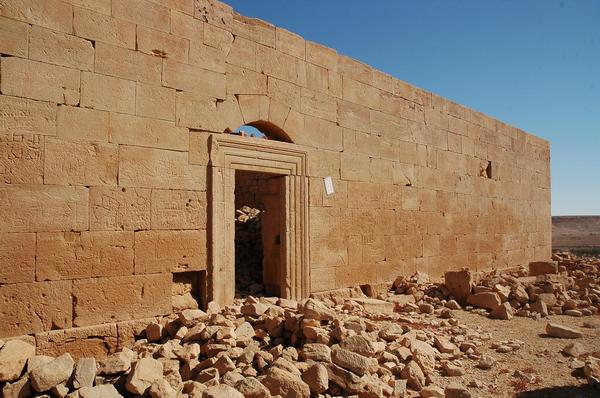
[89,187,151,231]
[151,189,206,229]
[0,95,56,136]
[110,113,187,151]
[135,83,176,121]
[119,145,205,190]
[35,323,118,360]
[134,230,207,274]
[189,41,226,73]
[0,185,88,232]
[36,231,134,281]
[137,26,189,63]
[95,42,162,84]
[73,7,136,49]
[176,92,242,132]
[72,274,171,327]
[0,133,44,184]
[163,59,226,99]
[0,280,72,337]
[0,233,35,284]
[57,106,109,142]
[112,0,170,32]
[29,25,94,71]
[0,0,73,33]
[44,138,118,186]
[0,16,29,57]
[0,57,80,105]
[80,72,135,114]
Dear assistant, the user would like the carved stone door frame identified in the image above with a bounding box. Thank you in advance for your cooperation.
[207,134,310,305]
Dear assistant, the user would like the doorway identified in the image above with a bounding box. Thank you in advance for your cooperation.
[207,133,310,305]
[234,170,285,298]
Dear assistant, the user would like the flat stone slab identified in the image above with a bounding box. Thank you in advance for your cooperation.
[352,298,394,314]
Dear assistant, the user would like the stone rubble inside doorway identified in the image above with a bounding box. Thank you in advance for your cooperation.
[235,206,265,298]
[0,254,599,398]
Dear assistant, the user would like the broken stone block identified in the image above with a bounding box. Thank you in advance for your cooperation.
[444,383,471,398]
[340,335,379,357]
[546,323,583,339]
[301,343,331,362]
[302,363,328,394]
[0,340,36,382]
[125,358,163,395]
[400,360,426,391]
[30,353,75,392]
[261,366,310,398]
[78,384,123,398]
[99,348,136,375]
[2,374,34,398]
[563,342,587,357]
[73,358,96,389]
[352,297,394,314]
[148,378,177,398]
[302,299,335,321]
[490,302,513,320]
[331,346,378,376]
[466,292,501,310]
[530,300,548,317]
[529,261,558,276]
[444,269,473,304]
[421,385,445,397]
[146,322,164,342]
[234,377,271,398]
[203,384,244,398]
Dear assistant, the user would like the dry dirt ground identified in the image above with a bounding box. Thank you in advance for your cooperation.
[434,312,600,398]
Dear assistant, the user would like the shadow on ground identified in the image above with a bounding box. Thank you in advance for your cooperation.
[517,385,598,398]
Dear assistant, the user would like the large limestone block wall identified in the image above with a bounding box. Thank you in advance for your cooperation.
[0,0,551,340]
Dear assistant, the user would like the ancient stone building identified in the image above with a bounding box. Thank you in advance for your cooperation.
[0,0,551,351]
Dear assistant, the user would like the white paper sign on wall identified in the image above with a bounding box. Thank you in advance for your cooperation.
[324,176,334,195]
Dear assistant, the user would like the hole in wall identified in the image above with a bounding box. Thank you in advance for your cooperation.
[486,161,493,179]
[172,271,206,311]
[232,122,293,143]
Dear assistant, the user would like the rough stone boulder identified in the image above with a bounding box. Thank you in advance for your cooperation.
[235,377,272,398]
[261,366,310,398]
[546,323,583,339]
[490,302,513,320]
[29,353,75,392]
[340,335,379,357]
[73,358,96,389]
[331,346,378,376]
[444,269,473,304]
[302,363,329,394]
[400,360,426,391]
[0,340,36,382]
[302,299,335,321]
[125,357,164,395]
[79,384,124,398]
[529,261,558,276]
[466,292,501,310]
[203,385,245,398]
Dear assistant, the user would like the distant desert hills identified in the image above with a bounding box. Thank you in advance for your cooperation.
[553,216,600,251]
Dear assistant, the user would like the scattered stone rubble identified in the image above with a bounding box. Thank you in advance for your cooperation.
[0,253,598,397]
[235,206,265,298]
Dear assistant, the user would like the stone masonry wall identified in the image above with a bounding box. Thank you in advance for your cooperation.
[0,0,551,341]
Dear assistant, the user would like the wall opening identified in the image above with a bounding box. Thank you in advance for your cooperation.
[234,170,285,298]
[172,271,206,311]
[486,161,493,179]
[233,123,293,143]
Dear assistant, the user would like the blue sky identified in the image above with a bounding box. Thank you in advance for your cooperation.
[226,0,600,215]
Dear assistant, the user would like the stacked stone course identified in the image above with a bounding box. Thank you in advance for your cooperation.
[0,0,550,345]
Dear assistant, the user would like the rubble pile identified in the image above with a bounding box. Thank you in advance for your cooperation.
[392,253,600,321]
[235,206,264,298]
[1,294,499,398]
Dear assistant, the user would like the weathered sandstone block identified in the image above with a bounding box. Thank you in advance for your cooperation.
[0,339,36,382]
[163,60,226,99]
[29,25,94,71]
[135,83,176,121]
[95,42,161,84]
[81,72,135,114]
[134,230,207,274]
[112,0,170,32]
[109,113,187,151]
[0,133,44,184]
[0,185,88,232]
[0,280,72,337]
[306,41,337,71]
[151,189,206,229]
[89,187,151,231]
[529,261,558,276]
[0,16,29,57]
[44,138,118,186]
[57,105,109,142]
[137,26,189,63]
[0,232,35,284]
[175,92,242,132]
[73,7,136,49]
[0,57,80,105]
[36,231,134,280]
[189,41,226,73]
[118,145,205,190]
[72,274,171,327]
[0,0,72,33]
[35,323,118,360]
[0,95,56,136]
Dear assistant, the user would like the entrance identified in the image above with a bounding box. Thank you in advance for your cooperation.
[207,133,310,305]
[234,170,285,298]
